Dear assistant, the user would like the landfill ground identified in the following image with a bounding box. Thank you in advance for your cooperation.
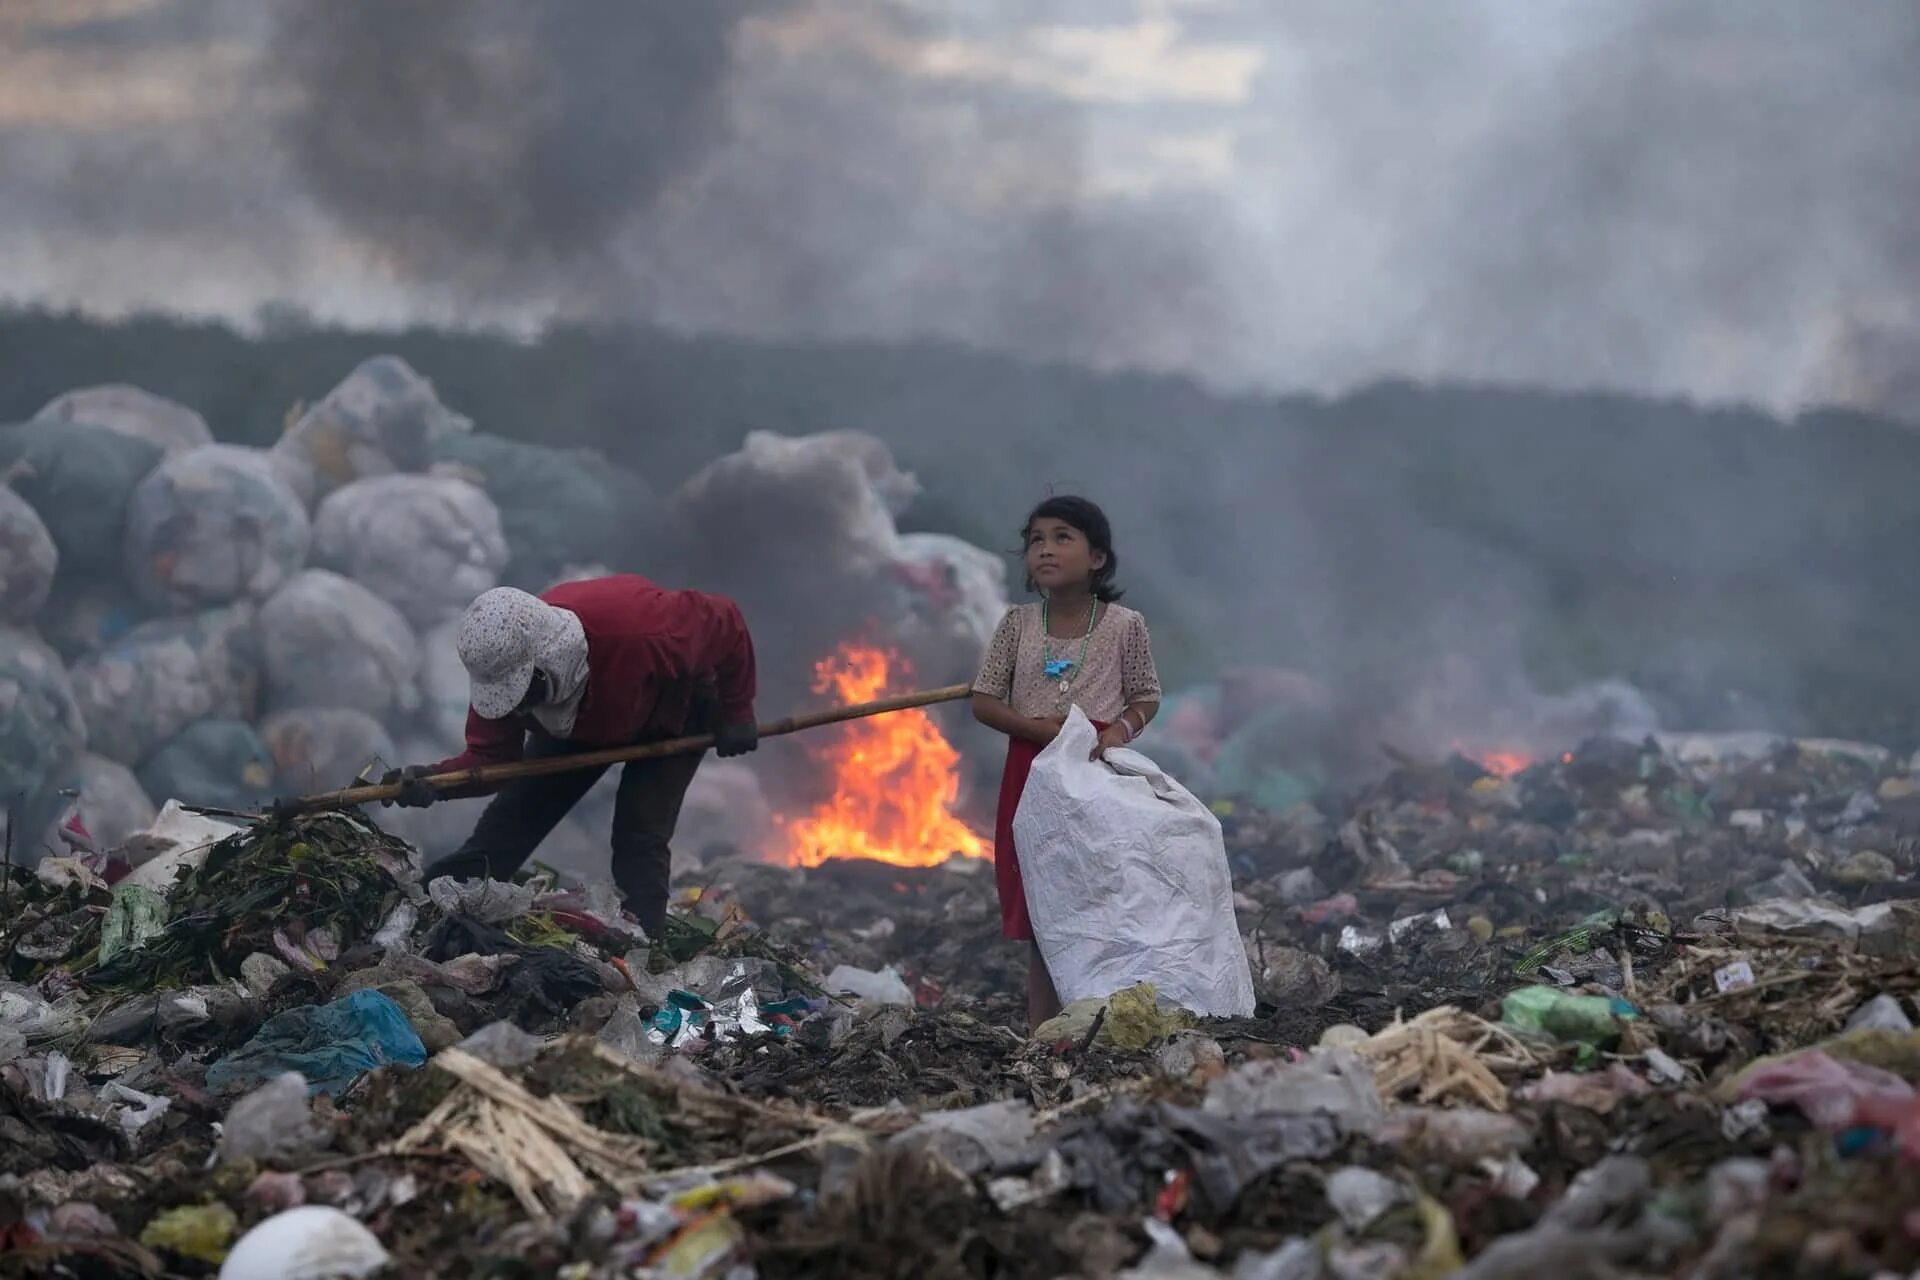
[9,733,1920,1277]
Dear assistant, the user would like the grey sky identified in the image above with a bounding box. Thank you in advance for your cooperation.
[3,0,1918,415]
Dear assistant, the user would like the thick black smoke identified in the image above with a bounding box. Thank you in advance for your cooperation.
[267,0,780,297]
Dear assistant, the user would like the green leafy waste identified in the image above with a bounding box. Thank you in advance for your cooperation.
[84,811,416,990]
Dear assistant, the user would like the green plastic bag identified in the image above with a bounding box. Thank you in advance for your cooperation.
[0,419,162,571]
[1500,985,1637,1046]
[139,1202,237,1264]
[98,884,170,965]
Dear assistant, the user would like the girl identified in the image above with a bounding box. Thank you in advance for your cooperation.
[972,496,1161,1028]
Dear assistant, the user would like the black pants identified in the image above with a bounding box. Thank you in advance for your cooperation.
[422,710,710,936]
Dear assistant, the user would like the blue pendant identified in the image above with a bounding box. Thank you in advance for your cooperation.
[1044,657,1074,680]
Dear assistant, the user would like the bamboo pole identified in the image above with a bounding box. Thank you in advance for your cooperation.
[278,683,975,815]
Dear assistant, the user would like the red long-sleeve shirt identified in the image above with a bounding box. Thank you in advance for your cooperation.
[430,575,756,792]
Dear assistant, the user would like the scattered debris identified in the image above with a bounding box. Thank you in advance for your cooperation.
[7,734,1920,1275]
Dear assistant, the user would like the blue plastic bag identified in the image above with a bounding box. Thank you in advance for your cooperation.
[206,989,427,1097]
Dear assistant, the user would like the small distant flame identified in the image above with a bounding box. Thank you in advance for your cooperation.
[775,643,988,868]
[1476,750,1532,779]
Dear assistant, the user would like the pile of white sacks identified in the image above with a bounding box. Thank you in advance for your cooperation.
[0,359,1007,874]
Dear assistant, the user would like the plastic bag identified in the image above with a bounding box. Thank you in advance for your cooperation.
[0,628,87,805]
[205,989,427,1098]
[0,482,57,625]
[219,1205,390,1280]
[431,431,653,590]
[890,532,1009,651]
[25,752,157,861]
[217,1072,331,1164]
[259,569,420,716]
[98,884,169,965]
[34,383,214,454]
[124,444,311,612]
[311,474,508,628]
[428,876,536,925]
[825,964,915,1006]
[270,354,470,507]
[68,604,260,766]
[0,980,89,1044]
[1012,708,1255,1017]
[137,719,276,812]
[140,1202,237,1264]
[414,618,471,745]
[1203,1049,1387,1134]
[1501,986,1637,1046]
[260,707,397,797]
[36,576,145,664]
[0,418,162,571]
[121,800,244,891]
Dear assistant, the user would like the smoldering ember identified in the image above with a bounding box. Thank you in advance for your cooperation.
[1,362,1920,1280]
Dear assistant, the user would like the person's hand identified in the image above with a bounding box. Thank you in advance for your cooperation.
[714,722,758,758]
[380,766,437,809]
[1030,716,1066,745]
[1091,723,1132,760]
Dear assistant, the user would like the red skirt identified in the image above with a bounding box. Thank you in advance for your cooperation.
[994,722,1105,941]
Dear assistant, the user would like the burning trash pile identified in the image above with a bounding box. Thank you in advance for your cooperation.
[10,726,1920,1276]
[0,367,1007,875]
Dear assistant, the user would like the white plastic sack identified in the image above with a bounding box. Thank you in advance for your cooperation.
[260,707,397,795]
[311,474,508,628]
[1012,708,1255,1017]
[31,752,157,859]
[890,532,1009,655]
[0,628,87,804]
[270,354,471,508]
[415,617,471,745]
[123,444,311,612]
[34,384,215,454]
[0,484,57,625]
[67,603,260,767]
[259,569,420,716]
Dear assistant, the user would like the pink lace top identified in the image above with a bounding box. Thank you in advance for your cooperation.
[972,601,1162,722]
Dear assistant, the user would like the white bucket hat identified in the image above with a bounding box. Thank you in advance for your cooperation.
[456,587,584,720]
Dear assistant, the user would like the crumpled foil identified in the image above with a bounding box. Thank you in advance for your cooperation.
[647,960,774,1050]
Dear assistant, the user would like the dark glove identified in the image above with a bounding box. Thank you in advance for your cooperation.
[380,765,437,809]
[714,722,758,759]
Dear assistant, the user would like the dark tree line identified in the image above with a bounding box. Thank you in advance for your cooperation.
[4,306,1918,747]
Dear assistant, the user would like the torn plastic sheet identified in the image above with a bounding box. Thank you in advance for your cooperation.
[371,902,418,951]
[98,1081,171,1137]
[428,876,537,925]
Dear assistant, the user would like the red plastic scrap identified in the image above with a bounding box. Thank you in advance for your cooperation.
[1155,1169,1193,1222]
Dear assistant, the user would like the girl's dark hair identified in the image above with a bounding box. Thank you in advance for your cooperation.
[1022,495,1124,602]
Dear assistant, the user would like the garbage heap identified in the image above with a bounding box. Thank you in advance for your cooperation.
[9,729,1920,1275]
[0,370,1006,874]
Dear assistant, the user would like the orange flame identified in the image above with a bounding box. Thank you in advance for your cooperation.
[775,643,988,868]
[1477,750,1532,779]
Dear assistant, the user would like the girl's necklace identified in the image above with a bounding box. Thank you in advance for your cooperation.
[1041,597,1099,695]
